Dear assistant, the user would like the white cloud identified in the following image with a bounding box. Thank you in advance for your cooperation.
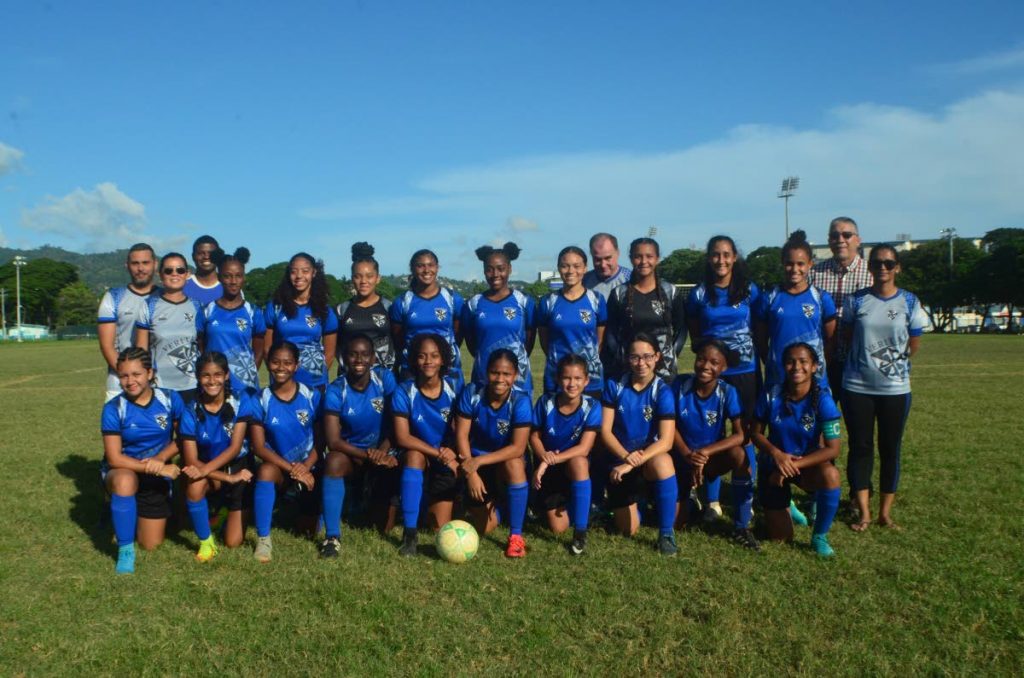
[506,216,538,232]
[21,182,151,251]
[0,142,25,176]
[934,45,1024,76]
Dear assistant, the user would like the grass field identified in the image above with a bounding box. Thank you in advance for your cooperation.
[1,336,1022,676]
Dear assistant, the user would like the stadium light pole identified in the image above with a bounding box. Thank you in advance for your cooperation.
[13,256,27,342]
[939,227,957,280]
[647,226,658,238]
[1,287,6,339]
[778,177,800,240]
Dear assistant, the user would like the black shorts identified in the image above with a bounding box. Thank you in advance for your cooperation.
[137,474,173,519]
[605,456,648,510]
[757,454,795,510]
[366,464,401,508]
[425,460,459,503]
[722,371,758,420]
[535,463,573,511]
[216,457,254,512]
[464,464,502,508]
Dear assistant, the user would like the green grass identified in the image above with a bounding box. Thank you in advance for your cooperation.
[1,336,1022,675]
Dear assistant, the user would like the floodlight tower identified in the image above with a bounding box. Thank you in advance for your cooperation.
[778,176,800,240]
[13,256,27,342]
[647,226,658,238]
[939,227,957,280]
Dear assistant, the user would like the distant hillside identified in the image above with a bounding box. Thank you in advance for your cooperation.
[0,246,128,294]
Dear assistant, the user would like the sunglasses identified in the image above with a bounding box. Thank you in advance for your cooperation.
[627,353,657,364]
[869,259,898,271]
[162,266,188,275]
[828,230,858,241]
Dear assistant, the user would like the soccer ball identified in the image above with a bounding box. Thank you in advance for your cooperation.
[435,520,479,563]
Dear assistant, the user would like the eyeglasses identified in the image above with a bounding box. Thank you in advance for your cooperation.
[162,267,188,275]
[627,353,657,364]
[869,259,898,271]
[828,231,858,241]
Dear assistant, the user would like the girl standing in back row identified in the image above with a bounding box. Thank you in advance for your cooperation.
[336,242,395,372]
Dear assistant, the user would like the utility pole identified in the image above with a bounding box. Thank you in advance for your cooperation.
[939,227,957,280]
[1,287,6,339]
[13,256,27,342]
[778,177,800,240]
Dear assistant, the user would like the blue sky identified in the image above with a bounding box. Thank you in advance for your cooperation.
[1,1,1022,280]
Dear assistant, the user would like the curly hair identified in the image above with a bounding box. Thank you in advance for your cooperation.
[211,246,251,273]
[475,242,521,264]
[273,252,329,323]
[407,332,452,380]
[351,242,379,273]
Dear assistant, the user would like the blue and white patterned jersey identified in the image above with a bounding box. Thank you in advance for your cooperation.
[323,367,397,450]
[98,285,159,392]
[462,290,535,393]
[672,375,742,451]
[756,285,836,387]
[203,301,266,392]
[390,288,464,374]
[253,384,321,463]
[602,375,675,452]
[842,288,927,396]
[391,375,462,450]
[755,384,842,459]
[101,388,184,460]
[455,382,533,457]
[179,391,258,461]
[263,302,339,388]
[136,296,206,391]
[685,282,760,376]
[531,393,602,452]
[583,266,631,301]
[536,289,607,394]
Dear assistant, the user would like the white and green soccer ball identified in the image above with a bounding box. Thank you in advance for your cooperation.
[436,520,479,563]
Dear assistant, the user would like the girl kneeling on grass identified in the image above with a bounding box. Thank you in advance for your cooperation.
[600,334,680,556]
[454,349,533,558]
[751,343,842,557]
[180,351,257,562]
[531,354,601,556]
[672,339,759,551]
[249,341,321,563]
[101,347,183,574]
[320,334,399,558]
[392,333,464,557]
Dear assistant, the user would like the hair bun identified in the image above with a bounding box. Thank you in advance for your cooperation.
[233,247,251,265]
[787,229,808,245]
[351,242,375,261]
[474,245,495,262]
[209,247,227,267]
[501,242,521,261]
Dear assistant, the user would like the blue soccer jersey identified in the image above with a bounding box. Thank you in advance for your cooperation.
[136,296,206,392]
[390,288,464,374]
[462,290,536,393]
[842,288,928,396]
[602,375,675,452]
[685,282,760,375]
[391,375,462,450]
[179,391,258,462]
[101,388,185,460]
[183,277,223,306]
[263,302,339,388]
[455,383,533,457]
[756,285,837,387]
[324,367,397,450]
[755,384,842,459]
[672,375,742,450]
[537,289,608,394]
[532,392,602,452]
[253,384,321,463]
[203,301,267,392]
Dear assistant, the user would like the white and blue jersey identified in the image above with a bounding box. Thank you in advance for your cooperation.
[263,302,339,389]
[253,384,321,463]
[537,290,607,394]
[97,285,159,394]
[685,282,760,376]
[391,374,463,450]
[672,375,742,451]
[137,296,206,392]
[179,391,258,462]
[390,288,464,375]
[842,288,927,396]
[101,388,185,460]
[531,393,602,452]
[462,290,535,393]
[755,385,842,461]
[756,286,837,387]
[602,375,675,452]
[583,266,631,301]
[323,367,397,451]
[455,383,533,457]
[203,301,267,392]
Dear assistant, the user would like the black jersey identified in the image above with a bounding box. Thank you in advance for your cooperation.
[336,297,395,370]
[605,280,687,381]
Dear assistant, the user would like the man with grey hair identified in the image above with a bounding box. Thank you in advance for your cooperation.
[583,232,631,301]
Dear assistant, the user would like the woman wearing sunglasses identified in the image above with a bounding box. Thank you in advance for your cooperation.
[840,245,926,532]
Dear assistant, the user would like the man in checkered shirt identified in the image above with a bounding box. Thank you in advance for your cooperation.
[809,216,873,400]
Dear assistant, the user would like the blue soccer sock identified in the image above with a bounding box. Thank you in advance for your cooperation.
[705,475,721,504]
[507,481,528,536]
[731,476,754,529]
[813,487,841,536]
[254,480,276,538]
[322,476,346,539]
[655,476,679,537]
[110,493,137,547]
[187,498,211,541]
[401,467,424,530]
[570,479,592,531]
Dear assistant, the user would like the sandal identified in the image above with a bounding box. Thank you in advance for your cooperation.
[877,517,902,530]
[849,520,870,533]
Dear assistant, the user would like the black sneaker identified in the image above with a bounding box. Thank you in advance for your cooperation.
[399,528,418,557]
[657,533,678,556]
[319,536,340,559]
[732,528,761,552]
[568,529,587,556]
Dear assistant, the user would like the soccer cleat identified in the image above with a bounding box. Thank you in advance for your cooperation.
[319,536,340,559]
[399,528,418,557]
[687,489,703,518]
[115,544,136,574]
[505,534,526,558]
[657,533,678,557]
[732,528,761,552]
[811,533,835,558]
[195,536,218,563]
[703,501,724,524]
[568,530,587,556]
[254,536,273,563]
[790,501,809,527]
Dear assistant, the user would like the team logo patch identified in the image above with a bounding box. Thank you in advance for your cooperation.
[440,407,451,422]
[579,309,593,324]
[155,414,168,429]
[223,422,235,437]
[168,343,200,378]
[503,307,518,321]
[800,412,815,431]
[372,313,387,328]
[642,406,653,422]
[184,312,195,322]
[305,316,318,328]
[497,419,510,435]
[651,300,664,317]
[371,398,384,414]
[571,425,583,441]
[296,410,310,426]
[435,308,448,322]
[236,318,248,332]
[705,410,718,426]
[871,345,907,380]
[801,304,815,319]
[887,309,899,320]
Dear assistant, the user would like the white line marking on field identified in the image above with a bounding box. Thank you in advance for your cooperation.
[0,366,103,388]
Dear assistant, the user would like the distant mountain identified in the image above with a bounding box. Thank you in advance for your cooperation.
[0,246,128,293]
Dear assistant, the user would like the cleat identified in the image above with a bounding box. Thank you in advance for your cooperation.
[399,528,418,557]
[732,528,761,552]
[790,501,809,527]
[254,536,273,563]
[657,533,678,557]
[115,544,136,574]
[703,501,724,524]
[195,536,218,563]
[505,534,526,558]
[319,536,340,559]
[811,533,835,558]
[568,530,587,556]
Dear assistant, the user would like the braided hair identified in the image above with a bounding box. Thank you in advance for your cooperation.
[781,342,821,416]
[193,351,236,427]
[703,235,751,307]
[273,252,329,323]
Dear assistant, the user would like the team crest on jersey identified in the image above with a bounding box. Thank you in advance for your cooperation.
[305,316,318,328]
[887,309,899,320]
[871,345,907,380]
[223,422,235,437]
[800,412,815,431]
[651,301,664,317]
[571,425,583,441]
[440,407,451,422]
[642,406,653,422]
[497,419,510,435]
[184,312,195,322]
[296,410,310,426]
[372,313,387,328]
[435,308,448,322]
[801,304,815,319]
[155,414,168,429]
[503,307,518,321]
[371,398,384,414]
[705,410,719,426]
[236,318,248,332]
[168,343,200,378]
[579,309,592,324]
